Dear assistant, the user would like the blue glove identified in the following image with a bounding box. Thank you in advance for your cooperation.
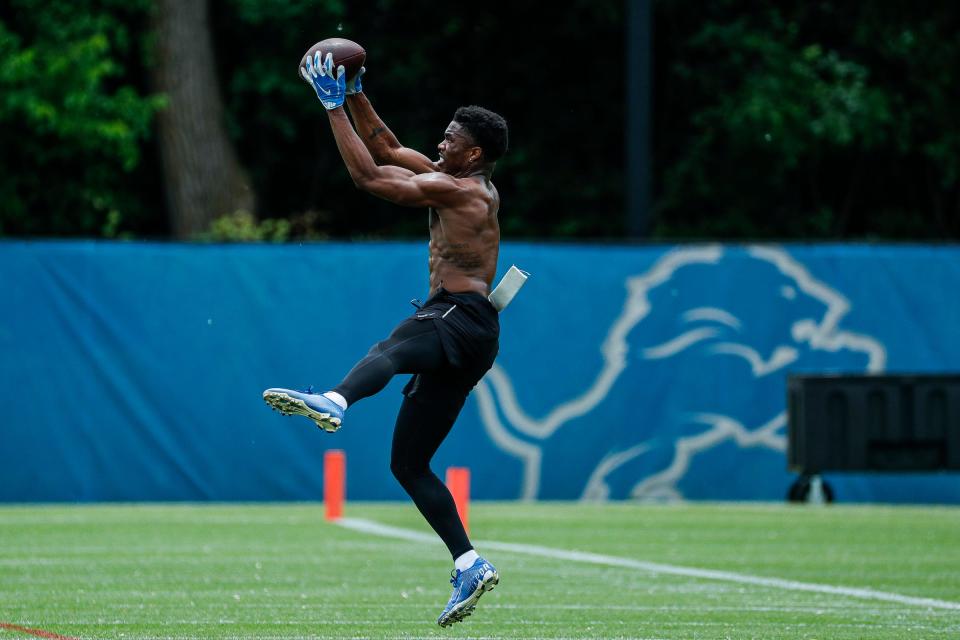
[345,66,365,96]
[300,51,346,110]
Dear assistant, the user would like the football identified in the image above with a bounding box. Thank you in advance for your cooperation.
[300,38,366,81]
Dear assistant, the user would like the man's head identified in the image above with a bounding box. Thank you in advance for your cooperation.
[437,106,508,174]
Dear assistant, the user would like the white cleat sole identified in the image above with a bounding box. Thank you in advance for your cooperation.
[263,391,341,433]
[438,569,499,628]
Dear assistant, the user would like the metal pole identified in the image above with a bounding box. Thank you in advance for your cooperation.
[626,0,652,238]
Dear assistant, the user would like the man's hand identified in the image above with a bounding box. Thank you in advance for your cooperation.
[300,52,346,110]
[346,66,365,96]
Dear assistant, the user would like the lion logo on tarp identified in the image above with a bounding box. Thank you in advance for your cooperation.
[475,245,886,500]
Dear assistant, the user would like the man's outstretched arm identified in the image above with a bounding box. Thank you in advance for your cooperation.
[302,53,456,207]
[346,91,436,174]
[327,107,458,208]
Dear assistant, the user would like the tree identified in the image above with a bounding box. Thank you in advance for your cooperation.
[152,0,255,239]
[0,0,162,236]
[654,1,960,239]
[3,0,958,241]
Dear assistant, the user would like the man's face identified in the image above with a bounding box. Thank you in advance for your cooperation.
[437,121,480,174]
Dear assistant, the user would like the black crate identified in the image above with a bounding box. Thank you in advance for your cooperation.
[788,374,960,474]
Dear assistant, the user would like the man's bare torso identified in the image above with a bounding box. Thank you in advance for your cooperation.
[427,175,500,296]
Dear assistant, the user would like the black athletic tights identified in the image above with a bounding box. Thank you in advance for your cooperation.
[332,318,473,559]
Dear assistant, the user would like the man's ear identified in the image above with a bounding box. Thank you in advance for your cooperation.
[469,147,483,164]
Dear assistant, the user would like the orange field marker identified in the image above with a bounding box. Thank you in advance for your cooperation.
[445,466,470,535]
[324,449,345,521]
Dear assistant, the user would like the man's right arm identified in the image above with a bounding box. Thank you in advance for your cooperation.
[346,93,437,174]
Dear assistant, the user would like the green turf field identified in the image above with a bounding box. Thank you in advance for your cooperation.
[1,502,958,639]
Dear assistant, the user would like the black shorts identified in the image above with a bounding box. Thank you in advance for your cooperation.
[401,287,500,404]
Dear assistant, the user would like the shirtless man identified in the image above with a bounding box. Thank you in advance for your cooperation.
[263,53,508,627]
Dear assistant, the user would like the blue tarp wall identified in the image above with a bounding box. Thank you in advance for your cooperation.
[2,241,958,503]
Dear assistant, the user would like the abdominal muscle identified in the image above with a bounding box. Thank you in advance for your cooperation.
[427,207,499,296]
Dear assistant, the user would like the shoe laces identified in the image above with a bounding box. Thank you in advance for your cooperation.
[298,385,316,394]
[449,569,461,585]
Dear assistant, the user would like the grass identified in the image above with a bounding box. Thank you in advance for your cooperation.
[1,502,959,639]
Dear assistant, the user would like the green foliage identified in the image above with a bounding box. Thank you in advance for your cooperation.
[194,208,336,242]
[1,1,957,240]
[655,2,960,238]
[0,0,164,236]
[196,210,290,242]
[213,0,960,240]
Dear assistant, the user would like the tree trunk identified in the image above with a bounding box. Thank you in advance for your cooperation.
[152,0,255,239]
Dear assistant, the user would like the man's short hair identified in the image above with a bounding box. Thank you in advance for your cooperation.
[453,106,508,163]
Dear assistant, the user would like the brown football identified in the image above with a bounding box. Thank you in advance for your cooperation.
[300,38,365,81]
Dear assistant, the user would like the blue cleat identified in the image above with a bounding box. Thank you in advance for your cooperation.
[262,387,344,433]
[437,557,499,627]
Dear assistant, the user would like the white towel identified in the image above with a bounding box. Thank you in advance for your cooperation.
[488,265,529,312]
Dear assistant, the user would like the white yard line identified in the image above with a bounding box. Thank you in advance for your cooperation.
[337,518,960,612]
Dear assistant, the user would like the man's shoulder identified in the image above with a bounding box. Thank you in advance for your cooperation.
[413,171,457,187]
[414,172,491,198]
